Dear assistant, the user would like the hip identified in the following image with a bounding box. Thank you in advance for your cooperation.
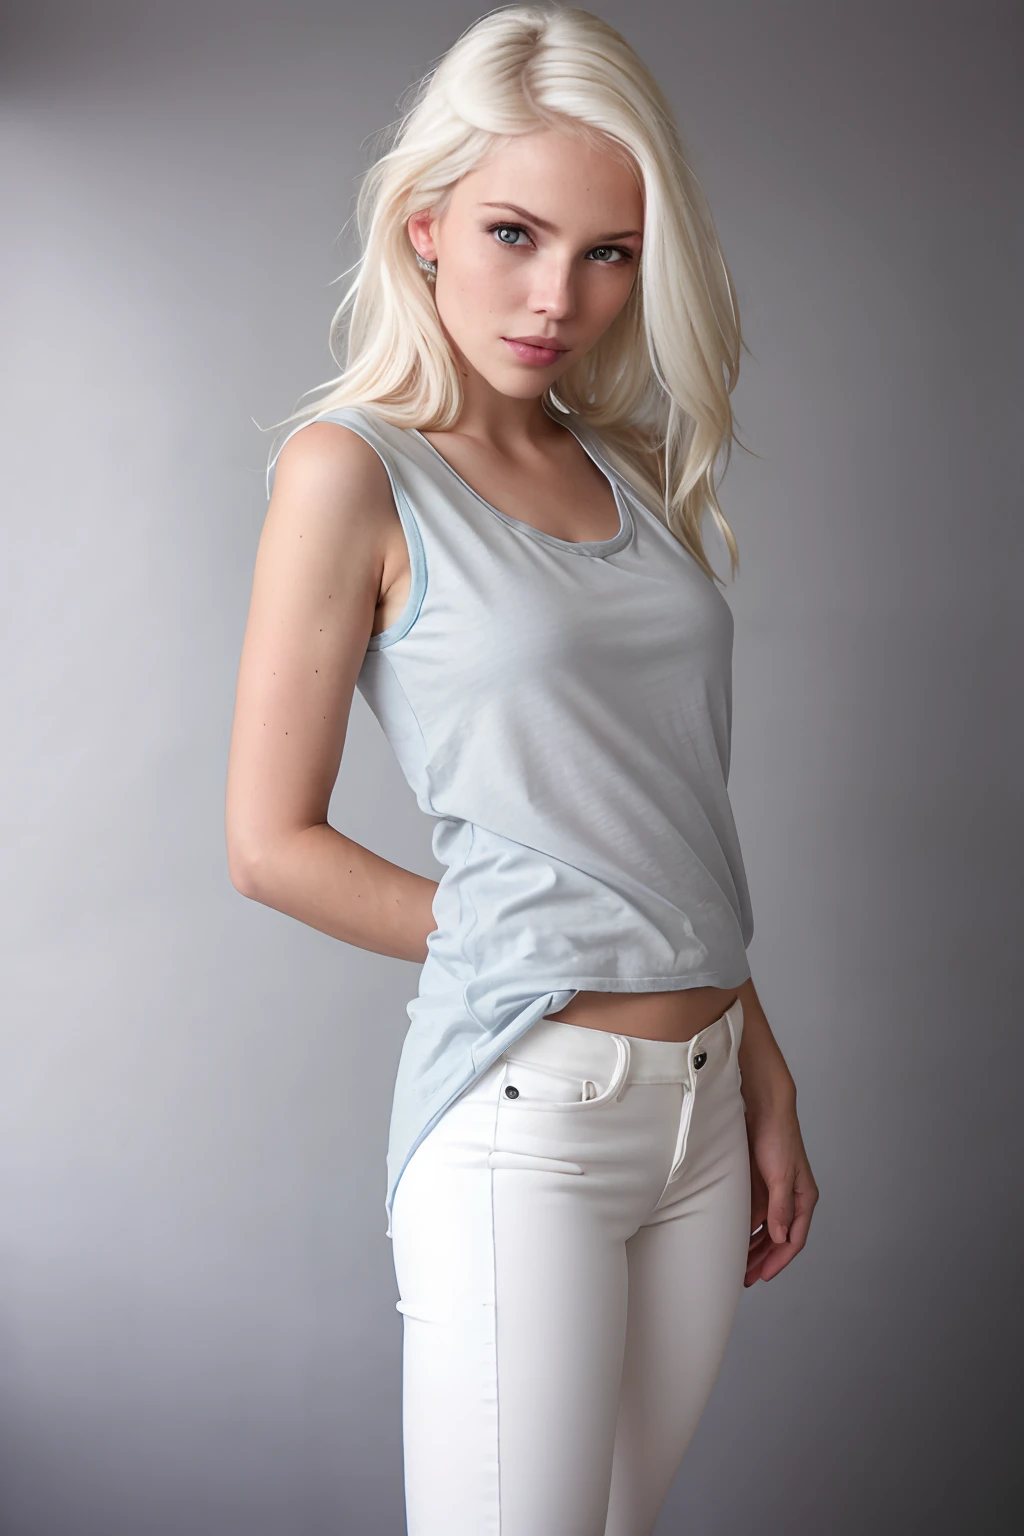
[394,994,749,1240]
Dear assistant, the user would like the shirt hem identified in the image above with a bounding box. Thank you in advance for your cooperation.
[383,963,752,1237]
[498,968,751,992]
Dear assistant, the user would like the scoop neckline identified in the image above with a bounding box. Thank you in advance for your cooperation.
[409,408,634,559]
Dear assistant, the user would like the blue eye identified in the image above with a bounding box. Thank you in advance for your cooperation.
[490,223,529,247]
[486,223,633,263]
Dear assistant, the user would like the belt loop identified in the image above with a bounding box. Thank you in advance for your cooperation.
[729,995,744,1054]
[613,1034,631,1100]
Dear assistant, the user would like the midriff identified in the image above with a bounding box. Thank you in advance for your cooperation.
[544,985,741,1044]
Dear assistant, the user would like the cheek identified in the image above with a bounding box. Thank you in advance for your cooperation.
[449,250,524,320]
[472,244,525,290]
[598,262,637,302]
[587,269,636,327]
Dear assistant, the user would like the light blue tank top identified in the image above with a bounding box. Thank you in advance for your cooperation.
[267,401,754,1236]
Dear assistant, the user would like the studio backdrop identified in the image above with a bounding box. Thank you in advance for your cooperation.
[2,3,1019,1533]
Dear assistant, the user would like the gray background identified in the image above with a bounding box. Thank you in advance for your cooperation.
[2,2,1020,1531]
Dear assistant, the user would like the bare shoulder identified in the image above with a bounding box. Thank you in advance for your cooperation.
[268,417,400,554]
[244,416,403,674]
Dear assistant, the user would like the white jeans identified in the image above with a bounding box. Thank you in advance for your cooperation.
[391,997,750,1536]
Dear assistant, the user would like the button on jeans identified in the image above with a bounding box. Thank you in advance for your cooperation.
[391,997,750,1536]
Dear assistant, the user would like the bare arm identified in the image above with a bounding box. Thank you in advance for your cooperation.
[735,974,819,1283]
[735,975,796,1113]
[225,421,438,963]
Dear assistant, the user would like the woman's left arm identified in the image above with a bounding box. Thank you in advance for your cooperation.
[735,975,820,1285]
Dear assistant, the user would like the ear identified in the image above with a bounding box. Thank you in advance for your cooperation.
[406,209,438,263]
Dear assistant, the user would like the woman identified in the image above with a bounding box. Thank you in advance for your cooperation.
[226,6,818,1532]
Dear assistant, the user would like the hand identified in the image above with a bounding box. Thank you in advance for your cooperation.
[744,1099,818,1285]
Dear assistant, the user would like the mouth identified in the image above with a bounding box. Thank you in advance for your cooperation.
[502,337,570,367]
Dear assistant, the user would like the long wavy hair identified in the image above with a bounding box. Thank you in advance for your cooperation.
[265,3,753,582]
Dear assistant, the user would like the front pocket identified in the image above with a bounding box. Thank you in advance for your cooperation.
[498,1037,629,1112]
[487,1149,584,1175]
[499,1058,594,1106]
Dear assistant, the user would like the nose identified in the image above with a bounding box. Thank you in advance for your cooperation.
[528,257,576,320]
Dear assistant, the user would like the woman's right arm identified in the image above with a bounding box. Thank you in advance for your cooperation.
[224,421,438,963]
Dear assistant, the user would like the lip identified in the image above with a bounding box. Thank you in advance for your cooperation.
[502,336,570,366]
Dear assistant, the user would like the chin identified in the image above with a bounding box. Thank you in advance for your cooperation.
[497,355,566,392]
[498,375,551,399]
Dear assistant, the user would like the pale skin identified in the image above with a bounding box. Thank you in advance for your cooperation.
[225,126,818,1285]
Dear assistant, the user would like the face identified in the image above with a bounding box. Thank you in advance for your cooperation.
[407,127,643,400]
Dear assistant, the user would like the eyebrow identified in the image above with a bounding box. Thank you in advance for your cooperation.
[479,201,642,241]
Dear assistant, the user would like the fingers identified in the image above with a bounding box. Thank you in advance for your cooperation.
[744,1229,773,1285]
[746,1226,792,1284]
[744,1165,819,1283]
[785,1204,813,1256]
[767,1177,795,1246]
[749,1170,768,1236]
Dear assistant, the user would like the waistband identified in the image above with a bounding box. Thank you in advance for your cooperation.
[503,996,744,1085]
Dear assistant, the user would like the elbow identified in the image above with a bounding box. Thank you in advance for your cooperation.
[226,841,267,900]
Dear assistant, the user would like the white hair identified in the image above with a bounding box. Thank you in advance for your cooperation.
[266,4,750,582]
